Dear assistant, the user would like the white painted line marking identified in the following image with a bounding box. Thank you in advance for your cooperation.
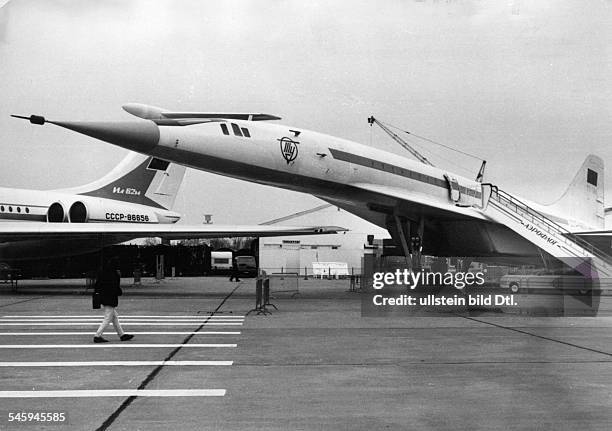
[2,315,245,318]
[0,324,242,326]
[0,331,241,336]
[0,389,226,398]
[0,360,233,367]
[0,344,236,348]
[0,319,244,322]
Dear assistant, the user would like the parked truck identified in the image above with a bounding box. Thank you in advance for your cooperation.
[235,255,257,277]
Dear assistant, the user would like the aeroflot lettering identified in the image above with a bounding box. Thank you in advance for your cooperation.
[105,213,150,222]
[521,222,557,246]
[112,186,141,196]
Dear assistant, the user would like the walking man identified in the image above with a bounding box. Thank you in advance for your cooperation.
[93,256,134,343]
[229,257,241,282]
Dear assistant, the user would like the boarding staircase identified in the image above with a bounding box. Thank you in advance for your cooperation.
[366,115,612,279]
[482,185,612,279]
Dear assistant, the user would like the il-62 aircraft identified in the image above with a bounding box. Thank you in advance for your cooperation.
[0,149,343,262]
[13,104,612,278]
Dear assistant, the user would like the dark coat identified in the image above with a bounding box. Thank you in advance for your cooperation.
[95,267,122,307]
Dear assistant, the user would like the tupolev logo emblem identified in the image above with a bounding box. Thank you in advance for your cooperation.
[278,137,300,164]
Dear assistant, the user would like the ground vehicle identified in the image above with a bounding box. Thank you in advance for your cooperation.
[235,255,257,276]
[211,251,233,272]
[500,273,591,295]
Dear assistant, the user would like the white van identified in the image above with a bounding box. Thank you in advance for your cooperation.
[211,251,233,271]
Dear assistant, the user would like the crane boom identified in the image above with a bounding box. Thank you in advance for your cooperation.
[367,116,434,166]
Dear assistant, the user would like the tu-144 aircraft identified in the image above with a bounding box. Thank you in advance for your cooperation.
[12,104,612,278]
[0,148,344,262]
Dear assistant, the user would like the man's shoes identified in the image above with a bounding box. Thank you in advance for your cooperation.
[120,334,134,341]
[93,336,108,343]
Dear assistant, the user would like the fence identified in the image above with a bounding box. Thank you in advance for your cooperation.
[260,267,362,279]
[268,272,300,297]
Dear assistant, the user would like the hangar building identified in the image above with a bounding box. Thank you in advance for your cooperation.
[258,204,389,276]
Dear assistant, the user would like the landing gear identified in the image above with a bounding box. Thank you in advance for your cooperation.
[388,214,425,271]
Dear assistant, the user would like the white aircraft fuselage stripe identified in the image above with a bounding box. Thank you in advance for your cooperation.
[0,389,226,397]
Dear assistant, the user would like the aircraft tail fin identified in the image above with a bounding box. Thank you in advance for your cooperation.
[58,152,186,210]
[545,154,604,230]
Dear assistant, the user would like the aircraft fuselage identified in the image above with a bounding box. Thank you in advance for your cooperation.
[135,121,536,257]
[0,187,180,224]
[26,114,597,260]
[151,121,483,215]
[0,183,180,261]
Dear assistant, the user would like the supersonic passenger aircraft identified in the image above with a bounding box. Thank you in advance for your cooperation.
[0,149,343,261]
[12,104,612,269]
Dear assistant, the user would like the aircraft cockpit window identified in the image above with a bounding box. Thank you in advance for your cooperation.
[221,122,250,138]
[231,123,243,137]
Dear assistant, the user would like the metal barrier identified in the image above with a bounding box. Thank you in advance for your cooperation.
[246,277,272,315]
[348,274,361,292]
[269,272,299,297]
[1,269,20,291]
[83,272,96,295]
[263,278,278,310]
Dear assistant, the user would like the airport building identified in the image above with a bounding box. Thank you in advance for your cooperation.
[258,204,389,276]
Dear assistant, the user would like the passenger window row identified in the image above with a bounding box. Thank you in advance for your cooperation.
[0,205,30,214]
[220,123,251,138]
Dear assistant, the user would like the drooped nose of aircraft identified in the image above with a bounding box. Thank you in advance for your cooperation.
[11,114,161,154]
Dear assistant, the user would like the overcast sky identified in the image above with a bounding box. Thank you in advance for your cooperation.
[0,0,610,225]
